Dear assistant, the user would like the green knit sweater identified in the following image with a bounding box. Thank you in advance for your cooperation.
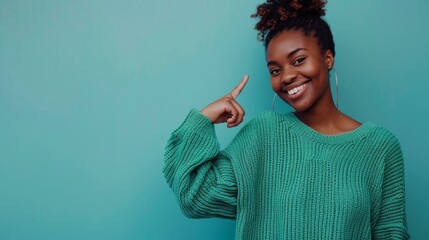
[163,109,409,239]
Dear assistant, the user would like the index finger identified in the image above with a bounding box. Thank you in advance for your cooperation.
[231,74,249,99]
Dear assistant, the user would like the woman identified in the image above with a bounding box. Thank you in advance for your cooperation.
[163,0,409,239]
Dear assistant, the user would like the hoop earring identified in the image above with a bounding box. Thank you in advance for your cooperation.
[331,67,339,108]
[272,93,277,111]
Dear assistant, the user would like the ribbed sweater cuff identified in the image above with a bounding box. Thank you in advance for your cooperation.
[173,108,216,137]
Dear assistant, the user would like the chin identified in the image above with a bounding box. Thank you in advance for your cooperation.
[284,99,312,113]
[291,106,310,113]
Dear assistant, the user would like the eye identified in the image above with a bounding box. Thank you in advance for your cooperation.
[293,57,306,66]
[269,68,281,76]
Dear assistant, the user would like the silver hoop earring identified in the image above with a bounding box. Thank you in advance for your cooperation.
[272,93,277,111]
[331,67,339,108]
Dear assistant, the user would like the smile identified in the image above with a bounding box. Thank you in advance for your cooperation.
[285,82,309,95]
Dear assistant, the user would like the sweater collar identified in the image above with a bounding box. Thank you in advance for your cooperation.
[280,112,376,144]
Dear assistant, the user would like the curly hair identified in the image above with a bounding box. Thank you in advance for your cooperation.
[252,0,335,56]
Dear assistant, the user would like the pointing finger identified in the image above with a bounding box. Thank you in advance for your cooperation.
[231,74,249,99]
[230,100,245,126]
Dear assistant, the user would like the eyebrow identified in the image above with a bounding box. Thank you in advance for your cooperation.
[266,48,307,66]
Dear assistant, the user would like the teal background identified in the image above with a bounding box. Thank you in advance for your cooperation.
[1,0,428,239]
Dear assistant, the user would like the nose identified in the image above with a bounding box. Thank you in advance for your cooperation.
[281,67,297,84]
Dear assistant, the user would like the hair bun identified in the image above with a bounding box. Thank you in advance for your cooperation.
[252,0,327,40]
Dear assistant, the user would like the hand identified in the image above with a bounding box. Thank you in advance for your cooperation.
[201,75,249,128]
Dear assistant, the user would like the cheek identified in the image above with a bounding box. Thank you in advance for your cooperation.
[301,61,323,77]
[270,77,281,92]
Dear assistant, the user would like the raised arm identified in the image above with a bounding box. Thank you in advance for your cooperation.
[163,75,250,219]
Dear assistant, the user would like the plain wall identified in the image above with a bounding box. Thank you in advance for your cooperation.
[1,0,428,239]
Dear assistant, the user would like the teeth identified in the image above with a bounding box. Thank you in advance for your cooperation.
[287,83,307,95]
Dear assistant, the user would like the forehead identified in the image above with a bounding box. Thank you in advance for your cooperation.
[266,30,320,60]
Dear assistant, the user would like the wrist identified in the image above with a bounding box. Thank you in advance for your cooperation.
[200,108,215,123]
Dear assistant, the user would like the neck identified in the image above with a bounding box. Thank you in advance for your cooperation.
[294,89,342,134]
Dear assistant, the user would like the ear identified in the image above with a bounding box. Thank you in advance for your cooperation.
[324,49,334,70]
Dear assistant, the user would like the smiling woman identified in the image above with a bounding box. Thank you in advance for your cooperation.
[1,0,427,239]
[163,0,410,239]
[266,31,334,114]
[266,30,360,134]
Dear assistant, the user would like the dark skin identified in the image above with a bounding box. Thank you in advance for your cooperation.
[267,29,361,135]
[201,29,360,135]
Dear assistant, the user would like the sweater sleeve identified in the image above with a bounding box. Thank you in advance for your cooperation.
[372,136,410,239]
[163,109,237,219]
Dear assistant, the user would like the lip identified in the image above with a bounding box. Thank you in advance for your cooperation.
[282,81,311,100]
